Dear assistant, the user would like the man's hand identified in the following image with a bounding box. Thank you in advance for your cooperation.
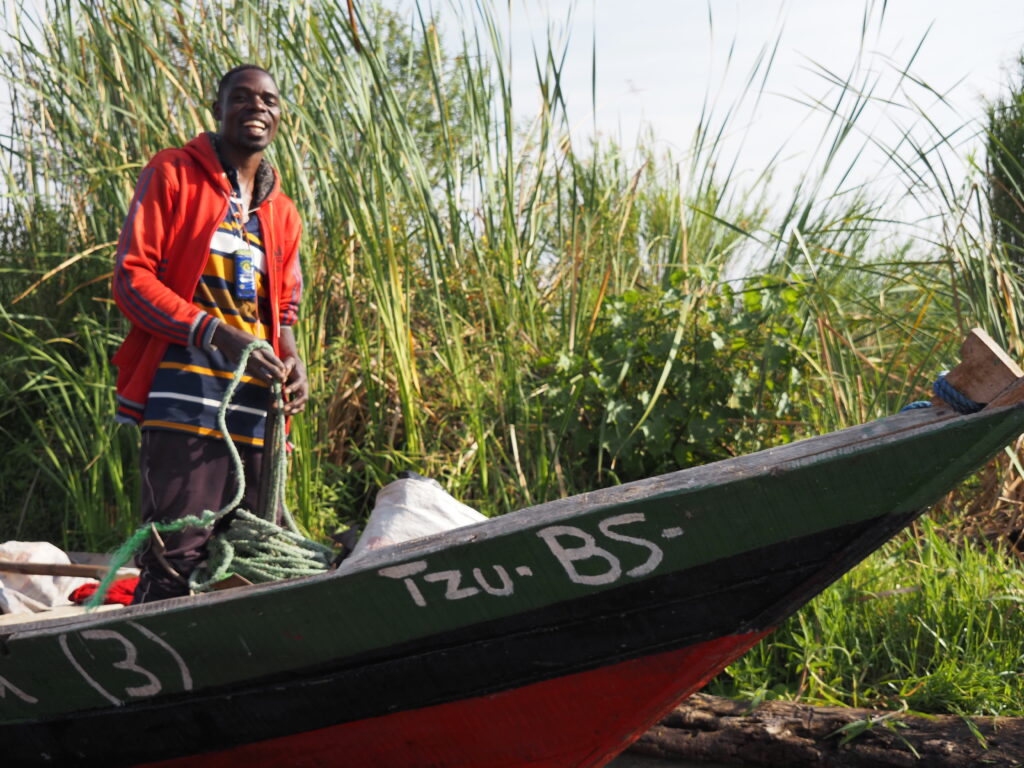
[212,324,288,384]
[211,324,309,415]
[280,355,309,415]
[279,326,309,415]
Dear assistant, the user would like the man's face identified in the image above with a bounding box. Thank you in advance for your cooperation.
[213,69,281,154]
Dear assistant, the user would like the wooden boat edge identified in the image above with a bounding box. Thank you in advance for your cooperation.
[5,401,1022,642]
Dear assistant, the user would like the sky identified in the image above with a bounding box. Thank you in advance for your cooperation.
[2,0,1022,205]
[496,0,1024,202]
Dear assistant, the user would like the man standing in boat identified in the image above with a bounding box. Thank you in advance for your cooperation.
[111,65,307,603]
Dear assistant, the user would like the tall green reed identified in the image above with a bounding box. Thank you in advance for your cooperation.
[0,305,137,550]
[713,516,1024,715]
[1,0,1019,546]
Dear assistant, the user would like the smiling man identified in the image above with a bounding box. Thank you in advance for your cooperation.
[112,64,307,603]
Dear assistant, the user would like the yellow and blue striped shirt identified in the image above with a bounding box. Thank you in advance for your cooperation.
[141,191,273,446]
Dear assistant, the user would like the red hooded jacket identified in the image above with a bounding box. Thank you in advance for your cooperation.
[111,133,302,423]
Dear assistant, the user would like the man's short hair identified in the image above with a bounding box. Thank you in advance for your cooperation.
[216,64,275,101]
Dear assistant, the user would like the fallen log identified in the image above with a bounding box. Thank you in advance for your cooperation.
[628,693,1024,767]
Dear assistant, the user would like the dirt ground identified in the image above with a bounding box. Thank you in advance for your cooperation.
[623,693,1024,767]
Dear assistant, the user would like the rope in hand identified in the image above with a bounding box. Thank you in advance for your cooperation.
[88,341,331,608]
[188,346,333,591]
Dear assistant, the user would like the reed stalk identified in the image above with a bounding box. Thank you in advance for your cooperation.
[0,0,1019,555]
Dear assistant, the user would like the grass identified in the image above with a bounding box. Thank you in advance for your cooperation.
[1,0,1024,716]
[0,305,137,550]
[713,515,1024,716]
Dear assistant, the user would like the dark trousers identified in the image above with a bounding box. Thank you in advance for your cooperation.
[132,430,264,603]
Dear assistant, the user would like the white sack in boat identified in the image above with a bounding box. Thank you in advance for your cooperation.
[343,476,487,567]
[0,541,92,614]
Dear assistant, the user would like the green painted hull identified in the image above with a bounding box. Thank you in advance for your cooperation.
[3,404,1023,766]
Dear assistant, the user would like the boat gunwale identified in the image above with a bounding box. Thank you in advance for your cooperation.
[1,515,909,753]
[2,403,1010,641]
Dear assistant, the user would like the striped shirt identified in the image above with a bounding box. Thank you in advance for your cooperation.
[141,186,273,446]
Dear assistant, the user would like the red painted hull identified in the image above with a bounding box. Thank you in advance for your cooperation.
[142,630,768,768]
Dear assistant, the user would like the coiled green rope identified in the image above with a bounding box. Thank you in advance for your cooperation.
[195,509,334,586]
[88,341,331,607]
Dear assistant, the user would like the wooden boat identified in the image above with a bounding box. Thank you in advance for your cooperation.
[4,329,1024,767]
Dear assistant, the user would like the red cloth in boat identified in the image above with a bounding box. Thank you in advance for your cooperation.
[69,577,140,605]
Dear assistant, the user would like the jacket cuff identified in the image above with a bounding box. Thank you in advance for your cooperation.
[191,313,221,351]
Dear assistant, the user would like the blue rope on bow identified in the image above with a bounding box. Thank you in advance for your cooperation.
[899,372,985,414]
[899,400,933,412]
[932,373,984,414]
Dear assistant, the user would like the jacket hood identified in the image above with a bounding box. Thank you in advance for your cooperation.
[182,133,281,204]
